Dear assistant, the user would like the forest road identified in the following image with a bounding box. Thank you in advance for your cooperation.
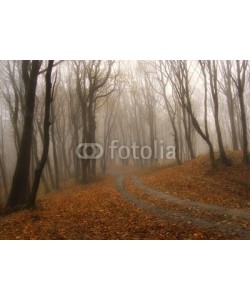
[114,172,250,239]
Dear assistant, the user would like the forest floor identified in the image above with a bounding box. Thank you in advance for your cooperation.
[0,152,250,240]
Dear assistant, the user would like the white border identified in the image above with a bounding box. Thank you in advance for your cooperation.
[0,1,250,299]
[0,0,250,59]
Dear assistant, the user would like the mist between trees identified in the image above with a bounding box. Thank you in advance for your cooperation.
[0,60,249,210]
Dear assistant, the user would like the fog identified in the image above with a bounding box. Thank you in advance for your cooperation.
[0,60,249,207]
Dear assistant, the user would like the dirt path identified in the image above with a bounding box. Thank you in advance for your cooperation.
[132,175,250,220]
[115,173,250,239]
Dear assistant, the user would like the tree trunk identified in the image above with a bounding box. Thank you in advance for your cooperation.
[7,60,41,208]
[28,61,54,208]
[235,60,249,164]
[51,105,60,189]
[225,61,239,150]
[207,61,230,165]
[181,103,195,159]
[0,157,8,197]
[32,133,50,193]
[37,121,56,188]
[46,157,56,189]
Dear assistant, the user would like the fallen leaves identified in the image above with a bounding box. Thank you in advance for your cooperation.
[0,152,249,240]
[142,152,250,210]
[0,177,197,240]
[124,176,247,239]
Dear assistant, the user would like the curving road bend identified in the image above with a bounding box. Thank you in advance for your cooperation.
[115,172,250,239]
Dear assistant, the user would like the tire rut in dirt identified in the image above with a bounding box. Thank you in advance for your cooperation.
[115,174,250,239]
[132,175,250,220]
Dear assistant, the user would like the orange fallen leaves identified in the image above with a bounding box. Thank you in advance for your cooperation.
[142,152,250,210]
[1,152,248,240]
[0,177,196,240]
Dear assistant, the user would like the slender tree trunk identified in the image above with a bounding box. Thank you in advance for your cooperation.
[46,157,56,189]
[51,105,60,189]
[163,95,181,164]
[199,61,216,166]
[0,157,8,197]
[73,124,80,182]
[172,122,181,165]
[238,91,249,164]
[181,103,195,159]
[32,133,50,193]
[37,121,56,188]
[28,61,54,208]
[235,60,249,164]
[207,61,230,165]
[82,108,89,184]
[214,96,229,164]
[225,62,239,150]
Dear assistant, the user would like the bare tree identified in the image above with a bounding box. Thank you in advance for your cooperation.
[219,61,239,151]
[154,61,182,164]
[231,60,249,164]
[75,60,117,183]
[7,61,42,208]
[206,60,230,165]
[0,61,23,154]
[28,61,54,208]
[168,61,216,165]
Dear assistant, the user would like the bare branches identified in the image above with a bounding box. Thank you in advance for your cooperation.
[38,60,64,75]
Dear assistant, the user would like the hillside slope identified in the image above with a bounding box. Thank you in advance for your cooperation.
[141,152,250,210]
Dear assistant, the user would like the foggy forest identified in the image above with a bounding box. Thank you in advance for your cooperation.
[0,60,249,239]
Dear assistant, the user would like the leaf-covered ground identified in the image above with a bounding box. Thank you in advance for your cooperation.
[0,176,208,239]
[0,152,249,240]
[124,175,250,239]
[141,152,250,210]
